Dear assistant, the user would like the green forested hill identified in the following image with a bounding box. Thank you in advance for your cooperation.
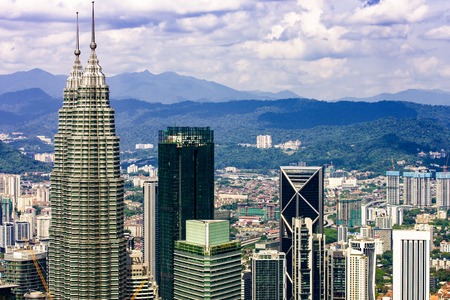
[0,141,52,174]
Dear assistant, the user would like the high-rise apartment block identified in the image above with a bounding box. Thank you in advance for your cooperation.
[14,221,31,243]
[0,222,14,251]
[393,229,431,300]
[403,172,432,206]
[173,220,241,299]
[279,166,324,299]
[0,174,21,209]
[49,6,126,299]
[386,171,400,205]
[251,250,286,300]
[292,217,325,299]
[437,172,450,209]
[158,127,214,299]
[337,198,361,228]
[256,135,272,148]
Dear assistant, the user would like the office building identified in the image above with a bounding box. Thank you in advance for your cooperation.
[279,166,323,299]
[173,220,241,299]
[437,172,450,209]
[251,250,286,300]
[256,135,272,149]
[143,179,158,282]
[348,239,376,300]
[292,217,325,300]
[158,127,214,299]
[386,171,400,205]
[4,249,47,299]
[403,172,432,207]
[393,230,430,300]
[325,247,346,300]
[48,6,126,299]
[241,270,252,300]
[337,198,361,228]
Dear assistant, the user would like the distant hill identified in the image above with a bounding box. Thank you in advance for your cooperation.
[0,87,449,173]
[0,69,299,103]
[0,141,51,174]
[340,89,450,106]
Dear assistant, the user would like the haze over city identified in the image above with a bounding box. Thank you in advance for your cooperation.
[1,0,450,100]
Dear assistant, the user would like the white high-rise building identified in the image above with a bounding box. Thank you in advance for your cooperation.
[348,239,376,300]
[403,172,432,207]
[143,179,158,282]
[0,174,21,211]
[36,215,51,240]
[14,221,31,243]
[387,205,403,226]
[437,172,450,209]
[0,222,15,250]
[256,135,272,149]
[347,249,368,300]
[393,230,430,300]
[386,171,400,205]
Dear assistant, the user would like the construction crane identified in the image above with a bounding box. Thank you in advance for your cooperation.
[25,241,52,300]
[130,279,147,300]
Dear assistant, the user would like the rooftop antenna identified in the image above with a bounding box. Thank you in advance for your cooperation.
[90,1,97,50]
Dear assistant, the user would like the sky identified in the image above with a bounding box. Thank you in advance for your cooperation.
[1,0,450,100]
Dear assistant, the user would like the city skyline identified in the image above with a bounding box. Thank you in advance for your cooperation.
[1,0,450,100]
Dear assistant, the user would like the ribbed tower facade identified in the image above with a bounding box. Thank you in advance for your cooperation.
[49,5,126,299]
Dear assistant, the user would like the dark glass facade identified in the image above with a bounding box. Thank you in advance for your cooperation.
[158,127,214,300]
[279,166,324,300]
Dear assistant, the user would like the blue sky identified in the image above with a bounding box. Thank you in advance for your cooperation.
[1,0,450,100]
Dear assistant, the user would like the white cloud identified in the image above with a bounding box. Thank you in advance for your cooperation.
[422,25,450,40]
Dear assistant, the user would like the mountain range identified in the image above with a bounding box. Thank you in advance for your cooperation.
[1,68,449,105]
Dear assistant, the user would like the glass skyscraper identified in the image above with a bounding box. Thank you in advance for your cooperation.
[49,5,126,299]
[158,127,214,299]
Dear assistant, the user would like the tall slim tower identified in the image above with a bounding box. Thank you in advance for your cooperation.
[158,127,214,299]
[49,5,126,299]
[436,172,450,209]
[393,230,430,300]
[279,166,324,299]
[143,179,158,282]
[403,172,431,206]
[386,171,400,205]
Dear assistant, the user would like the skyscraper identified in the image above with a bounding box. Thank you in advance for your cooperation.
[49,5,126,299]
[292,217,325,300]
[143,179,158,282]
[393,230,431,300]
[158,127,214,299]
[251,250,286,300]
[279,166,324,299]
[173,220,241,299]
[325,247,346,300]
[386,171,400,205]
[348,239,376,300]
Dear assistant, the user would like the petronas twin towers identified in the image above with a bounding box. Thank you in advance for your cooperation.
[49,3,126,299]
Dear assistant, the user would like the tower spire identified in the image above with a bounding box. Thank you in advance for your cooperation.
[90,1,97,50]
[75,12,80,56]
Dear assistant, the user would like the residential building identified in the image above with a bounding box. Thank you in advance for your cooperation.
[173,220,241,299]
[386,171,400,205]
[337,225,348,243]
[279,166,324,300]
[337,198,361,228]
[48,6,126,299]
[403,172,432,207]
[251,250,286,300]
[387,205,403,226]
[0,222,14,251]
[14,221,30,243]
[158,127,214,299]
[256,135,272,149]
[36,215,51,241]
[437,172,450,209]
[1,197,12,224]
[373,228,392,252]
[393,229,431,300]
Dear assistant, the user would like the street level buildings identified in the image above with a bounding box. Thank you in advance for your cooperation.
[158,127,214,299]
[48,6,126,299]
